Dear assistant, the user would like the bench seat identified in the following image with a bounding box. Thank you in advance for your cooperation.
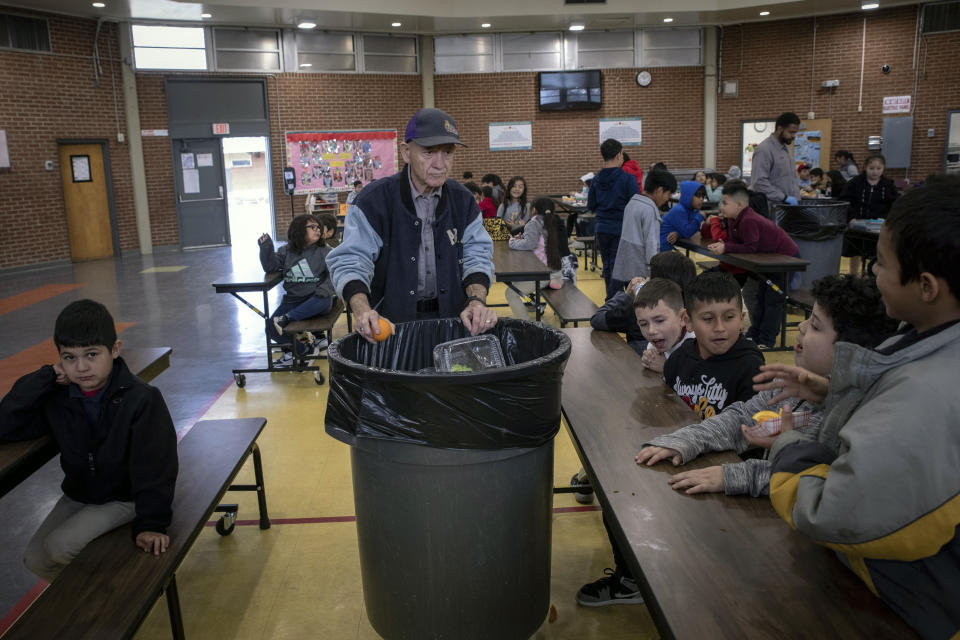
[3,418,269,640]
[542,282,599,328]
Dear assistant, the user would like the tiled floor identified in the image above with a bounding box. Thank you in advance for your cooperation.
[0,243,802,639]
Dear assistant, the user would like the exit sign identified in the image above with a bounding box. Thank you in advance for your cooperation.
[212,123,230,135]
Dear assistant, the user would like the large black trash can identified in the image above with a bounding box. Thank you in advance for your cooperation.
[773,198,850,290]
[325,318,571,640]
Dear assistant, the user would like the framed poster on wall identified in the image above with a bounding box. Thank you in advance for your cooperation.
[284,129,398,195]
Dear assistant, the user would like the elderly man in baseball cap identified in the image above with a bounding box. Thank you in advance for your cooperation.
[327,108,497,342]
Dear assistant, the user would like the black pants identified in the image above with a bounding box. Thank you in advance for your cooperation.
[604,514,634,581]
[744,271,787,346]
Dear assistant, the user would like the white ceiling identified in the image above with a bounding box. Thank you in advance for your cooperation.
[3,0,920,33]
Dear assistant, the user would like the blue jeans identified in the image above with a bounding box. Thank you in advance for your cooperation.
[270,295,333,354]
[596,232,625,301]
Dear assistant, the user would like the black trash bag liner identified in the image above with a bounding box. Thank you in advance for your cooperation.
[773,198,850,241]
[325,318,571,450]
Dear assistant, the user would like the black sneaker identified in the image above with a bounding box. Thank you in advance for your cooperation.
[570,470,594,505]
[576,569,644,607]
[273,314,290,335]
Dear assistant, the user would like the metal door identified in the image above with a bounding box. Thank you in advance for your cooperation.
[174,138,229,247]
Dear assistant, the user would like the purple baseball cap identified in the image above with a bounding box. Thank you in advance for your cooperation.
[404,108,467,147]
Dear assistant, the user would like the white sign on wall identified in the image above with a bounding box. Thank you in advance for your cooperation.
[882,95,911,114]
[0,130,9,169]
[489,122,533,151]
[599,118,642,146]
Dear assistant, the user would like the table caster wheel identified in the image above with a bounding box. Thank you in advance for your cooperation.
[234,373,246,388]
[314,370,325,385]
[216,511,237,536]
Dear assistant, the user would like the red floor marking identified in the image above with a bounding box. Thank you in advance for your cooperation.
[0,284,85,317]
[0,580,48,636]
[176,355,260,441]
[205,505,602,528]
[0,322,135,396]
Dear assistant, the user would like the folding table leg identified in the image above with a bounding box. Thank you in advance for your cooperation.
[165,574,186,640]
[251,443,271,529]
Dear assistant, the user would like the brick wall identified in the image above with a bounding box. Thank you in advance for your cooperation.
[716,5,960,180]
[0,14,132,269]
[3,5,958,270]
[434,68,705,197]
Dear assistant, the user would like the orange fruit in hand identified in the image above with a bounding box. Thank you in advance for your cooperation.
[372,317,393,342]
[751,410,781,424]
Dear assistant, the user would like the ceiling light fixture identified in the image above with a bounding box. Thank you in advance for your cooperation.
[201,13,212,18]
[297,20,317,29]
[569,24,585,31]
[663,17,674,22]
[861,2,879,8]
[392,22,402,27]
[481,23,491,28]
[760,11,770,16]
[300,63,313,67]
[92,2,105,7]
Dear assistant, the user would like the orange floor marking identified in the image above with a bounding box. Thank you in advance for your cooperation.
[0,284,85,317]
[0,322,134,396]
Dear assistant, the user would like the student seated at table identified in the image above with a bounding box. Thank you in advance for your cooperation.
[635,274,896,496]
[591,252,697,355]
[633,278,695,374]
[809,167,824,193]
[704,172,726,204]
[496,176,531,231]
[259,213,337,363]
[465,182,497,219]
[0,300,178,582]
[839,152,899,274]
[764,179,960,639]
[480,173,505,207]
[659,180,707,252]
[505,197,577,317]
[707,180,799,349]
[610,169,677,288]
[665,271,765,420]
[345,179,363,205]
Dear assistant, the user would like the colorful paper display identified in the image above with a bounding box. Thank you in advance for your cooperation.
[285,129,398,195]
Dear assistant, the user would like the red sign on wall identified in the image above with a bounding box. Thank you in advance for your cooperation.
[212,123,230,135]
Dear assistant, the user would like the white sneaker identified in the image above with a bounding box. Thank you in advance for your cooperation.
[275,351,294,366]
[302,337,329,358]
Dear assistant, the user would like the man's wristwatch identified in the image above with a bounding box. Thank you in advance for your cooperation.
[462,295,486,310]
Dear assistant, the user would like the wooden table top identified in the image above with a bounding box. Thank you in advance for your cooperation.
[0,347,172,499]
[675,238,810,273]
[3,418,267,640]
[211,270,282,293]
[559,328,914,639]
[492,241,551,281]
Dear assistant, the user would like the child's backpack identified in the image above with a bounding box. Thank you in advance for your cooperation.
[483,217,512,241]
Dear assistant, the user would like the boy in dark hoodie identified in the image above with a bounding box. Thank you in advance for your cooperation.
[0,300,178,582]
[589,138,641,300]
[664,271,765,419]
[660,180,706,252]
[708,179,799,347]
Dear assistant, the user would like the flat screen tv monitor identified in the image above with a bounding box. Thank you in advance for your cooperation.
[538,70,602,111]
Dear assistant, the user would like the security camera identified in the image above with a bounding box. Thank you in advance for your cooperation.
[881,64,891,74]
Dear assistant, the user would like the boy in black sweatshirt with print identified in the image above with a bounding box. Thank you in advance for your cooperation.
[664,271,765,419]
[0,300,178,582]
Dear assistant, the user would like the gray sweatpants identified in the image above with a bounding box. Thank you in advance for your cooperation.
[23,494,135,582]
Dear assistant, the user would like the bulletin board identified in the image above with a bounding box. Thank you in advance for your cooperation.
[284,129,398,195]
[740,118,832,177]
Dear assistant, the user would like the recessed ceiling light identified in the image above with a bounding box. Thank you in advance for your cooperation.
[201,13,212,18]
[392,22,402,27]
[861,2,879,7]
[300,63,313,67]
[663,17,674,22]
[569,24,585,31]
[759,11,770,16]
[92,2,105,7]
[481,23,491,28]
[297,20,317,29]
